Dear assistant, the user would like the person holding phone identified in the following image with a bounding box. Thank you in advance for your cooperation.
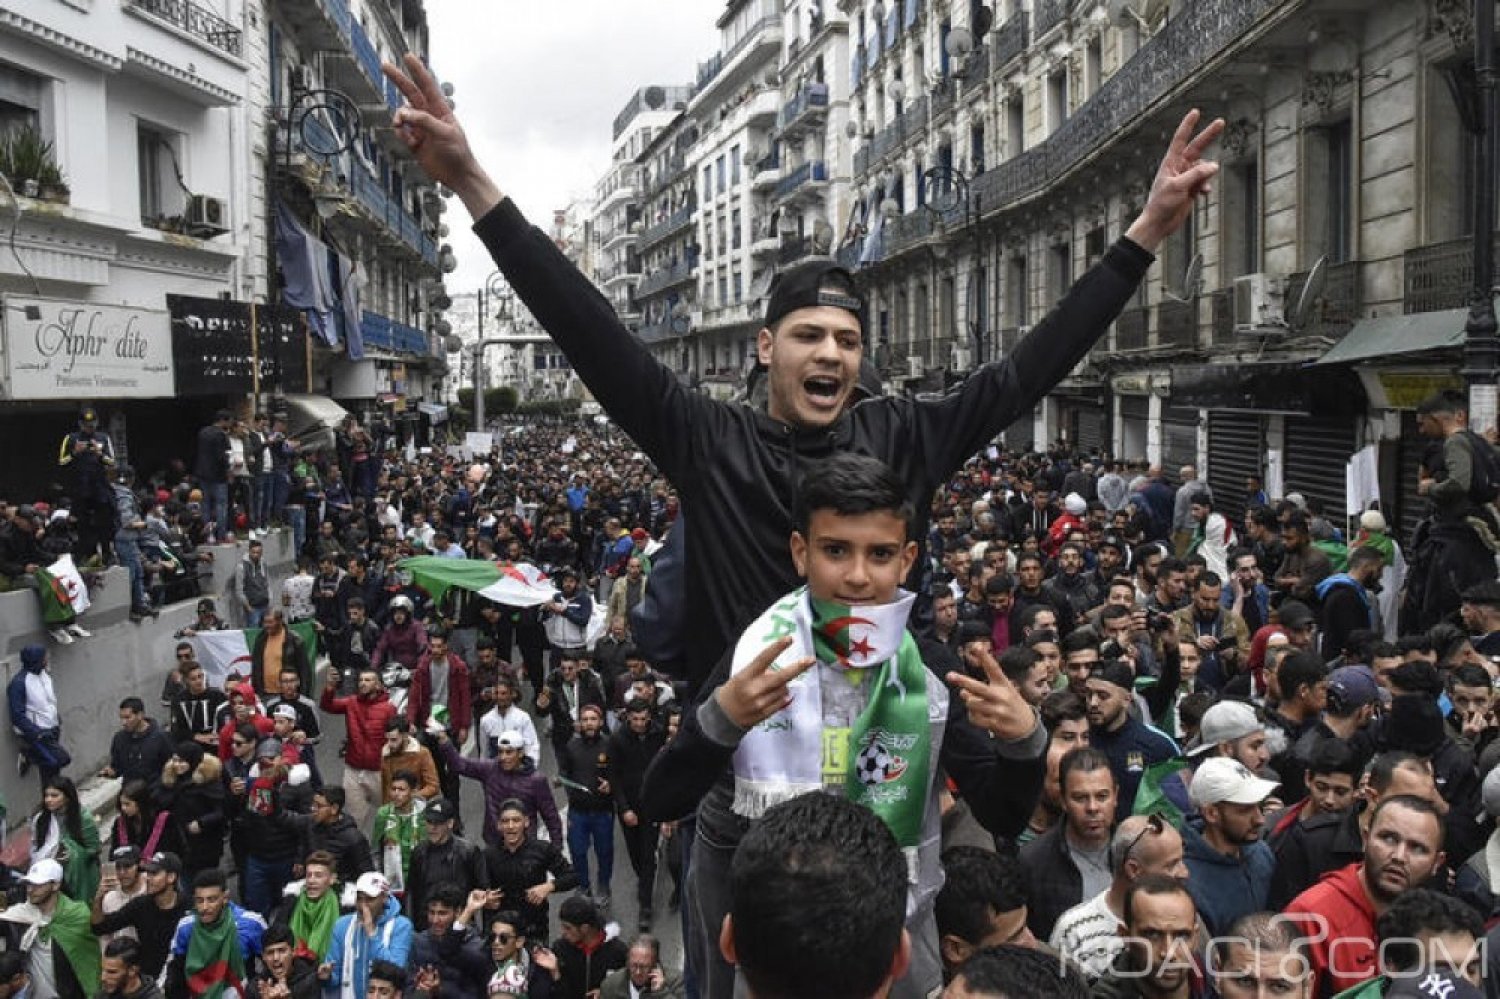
[597,936,682,999]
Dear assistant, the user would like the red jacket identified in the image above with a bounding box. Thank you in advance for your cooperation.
[1283,862,1378,996]
[406,651,472,734]
[1044,512,1085,556]
[320,686,396,771]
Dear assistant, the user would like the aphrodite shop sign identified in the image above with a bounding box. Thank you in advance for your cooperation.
[2,296,174,399]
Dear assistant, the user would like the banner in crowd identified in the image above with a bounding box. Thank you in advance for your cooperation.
[190,621,319,687]
[400,555,556,608]
[2,296,174,400]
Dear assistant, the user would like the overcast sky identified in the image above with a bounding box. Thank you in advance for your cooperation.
[427,3,721,292]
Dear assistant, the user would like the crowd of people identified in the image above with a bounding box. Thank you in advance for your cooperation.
[2,57,1500,999]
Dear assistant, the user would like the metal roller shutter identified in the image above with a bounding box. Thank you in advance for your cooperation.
[1162,405,1200,478]
[1076,406,1106,453]
[1207,413,1264,525]
[1284,415,1357,523]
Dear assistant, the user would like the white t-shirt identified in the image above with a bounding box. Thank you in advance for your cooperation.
[479,706,540,763]
[1049,890,1123,979]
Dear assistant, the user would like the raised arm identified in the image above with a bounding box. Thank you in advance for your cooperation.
[906,110,1225,475]
[382,55,710,476]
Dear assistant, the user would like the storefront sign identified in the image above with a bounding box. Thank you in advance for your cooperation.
[169,295,310,395]
[2,296,174,399]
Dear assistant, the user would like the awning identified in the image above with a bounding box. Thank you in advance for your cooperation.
[1313,308,1466,366]
[1169,362,1365,416]
[418,402,448,423]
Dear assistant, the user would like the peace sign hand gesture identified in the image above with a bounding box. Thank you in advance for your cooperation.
[1125,109,1226,252]
[946,649,1038,742]
[383,54,502,219]
[714,637,817,730]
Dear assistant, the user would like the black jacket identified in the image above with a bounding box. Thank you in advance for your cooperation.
[407,834,488,929]
[110,719,174,784]
[246,956,321,999]
[300,813,373,883]
[250,628,312,698]
[1266,806,1363,910]
[484,837,578,942]
[475,199,1150,685]
[1019,823,1086,942]
[0,519,46,580]
[409,927,492,999]
[151,756,227,874]
[551,933,627,999]
[607,724,665,813]
[194,425,230,484]
[537,669,606,746]
[558,732,612,812]
[92,893,192,981]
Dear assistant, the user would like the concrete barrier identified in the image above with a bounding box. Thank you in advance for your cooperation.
[0,529,299,846]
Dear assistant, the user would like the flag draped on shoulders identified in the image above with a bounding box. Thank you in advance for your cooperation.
[185,913,247,999]
[191,621,318,687]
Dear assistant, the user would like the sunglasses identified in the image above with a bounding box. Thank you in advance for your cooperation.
[492,933,515,944]
[1121,813,1166,865]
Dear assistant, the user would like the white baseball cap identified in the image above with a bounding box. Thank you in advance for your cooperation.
[354,871,390,897]
[22,859,63,885]
[272,704,298,722]
[496,732,526,751]
[1189,758,1280,807]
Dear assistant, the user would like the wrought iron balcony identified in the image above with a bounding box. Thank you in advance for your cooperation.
[1116,308,1148,350]
[1034,0,1072,38]
[634,259,697,299]
[1156,298,1197,349]
[779,235,814,266]
[776,160,828,199]
[126,0,243,57]
[646,153,687,198]
[361,311,429,355]
[1405,235,1499,313]
[779,83,830,132]
[885,210,938,254]
[990,12,1029,74]
[1288,260,1360,337]
[639,202,696,249]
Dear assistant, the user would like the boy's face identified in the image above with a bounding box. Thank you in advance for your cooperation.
[790,509,916,606]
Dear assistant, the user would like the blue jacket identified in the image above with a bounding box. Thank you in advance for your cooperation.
[8,649,53,740]
[1090,715,1179,823]
[328,895,413,998]
[1180,818,1274,937]
[169,902,266,963]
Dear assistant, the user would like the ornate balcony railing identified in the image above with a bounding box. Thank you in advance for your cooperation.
[1034,0,1072,37]
[1211,288,1235,344]
[991,12,1029,73]
[776,160,828,199]
[639,202,696,249]
[634,259,697,299]
[127,0,243,56]
[1288,260,1360,336]
[886,210,938,254]
[361,312,429,355]
[779,83,830,131]
[1116,308,1148,350]
[1156,298,1197,349]
[1405,235,1499,313]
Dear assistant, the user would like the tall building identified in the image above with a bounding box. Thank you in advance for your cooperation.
[634,111,701,379]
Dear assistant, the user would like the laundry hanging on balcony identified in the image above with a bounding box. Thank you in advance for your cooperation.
[274,201,339,348]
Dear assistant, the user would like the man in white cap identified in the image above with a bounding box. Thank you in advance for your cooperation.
[1154,701,1271,818]
[0,859,100,999]
[1180,757,1276,937]
[326,872,412,999]
[476,680,539,765]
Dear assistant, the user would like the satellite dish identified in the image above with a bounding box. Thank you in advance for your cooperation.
[974,5,994,35]
[643,86,666,109]
[1291,255,1328,330]
[432,293,452,310]
[812,219,834,252]
[443,334,464,353]
[435,319,452,337]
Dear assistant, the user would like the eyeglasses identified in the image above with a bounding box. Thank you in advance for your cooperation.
[492,933,515,944]
[1121,813,1166,866]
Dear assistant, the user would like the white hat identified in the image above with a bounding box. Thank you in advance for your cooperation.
[496,731,526,751]
[1189,758,1280,807]
[1359,510,1388,533]
[1064,492,1087,516]
[1285,492,1307,510]
[1187,701,1263,757]
[22,859,63,885]
[354,871,390,897]
[272,704,298,722]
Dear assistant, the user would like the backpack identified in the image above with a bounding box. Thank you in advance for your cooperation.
[1460,429,1500,506]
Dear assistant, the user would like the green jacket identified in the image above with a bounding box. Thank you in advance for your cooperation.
[1330,976,1386,999]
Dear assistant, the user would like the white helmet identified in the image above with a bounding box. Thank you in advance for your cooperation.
[389,595,414,615]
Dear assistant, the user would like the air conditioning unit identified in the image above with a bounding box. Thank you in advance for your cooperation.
[185,194,229,236]
[951,345,972,370]
[291,64,317,93]
[1233,273,1282,331]
[907,355,925,378]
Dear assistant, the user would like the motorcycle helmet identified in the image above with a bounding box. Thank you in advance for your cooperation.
[389,595,414,616]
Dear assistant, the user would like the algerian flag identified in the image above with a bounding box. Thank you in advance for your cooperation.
[400,556,556,608]
[49,555,90,615]
[191,621,319,687]
[33,554,89,628]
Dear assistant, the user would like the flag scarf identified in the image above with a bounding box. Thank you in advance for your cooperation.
[399,556,556,608]
[729,587,930,855]
[185,911,247,999]
[41,896,101,995]
[33,554,88,628]
[288,888,340,962]
[191,622,319,687]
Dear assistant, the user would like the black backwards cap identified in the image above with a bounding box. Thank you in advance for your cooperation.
[763,261,866,332]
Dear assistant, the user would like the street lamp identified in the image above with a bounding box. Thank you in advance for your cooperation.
[1464,2,1499,433]
[280,86,360,176]
[921,164,985,370]
[473,271,514,432]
